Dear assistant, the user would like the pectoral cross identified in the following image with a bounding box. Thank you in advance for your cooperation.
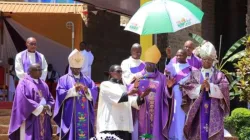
[204,103,209,114]
[203,124,209,132]
[37,90,43,98]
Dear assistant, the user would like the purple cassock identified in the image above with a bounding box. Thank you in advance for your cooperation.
[8,75,55,140]
[134,70,171,140]
[21,50,43,72]
[168,54,202,69]
[53,71,98,140]
[181,69,230,140]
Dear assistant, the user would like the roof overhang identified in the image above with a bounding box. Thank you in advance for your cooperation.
[75,0,139,17]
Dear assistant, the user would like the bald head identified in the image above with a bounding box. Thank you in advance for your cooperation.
[26,37,37,53]
[176,49,187,63]
[130,43,142,59]
[28,63,42,79]
[28,63,40,72]
[184,40,195,56]
[26,37,36,43]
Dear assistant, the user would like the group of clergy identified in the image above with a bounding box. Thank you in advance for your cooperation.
[7,36,229,140]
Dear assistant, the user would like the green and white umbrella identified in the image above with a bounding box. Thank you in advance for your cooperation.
[124,0,204,35]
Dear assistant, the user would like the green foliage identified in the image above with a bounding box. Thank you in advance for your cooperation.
[224,108,250,140]
[140,134,153,139]
[234,49,250,102]
[188,33,205,44]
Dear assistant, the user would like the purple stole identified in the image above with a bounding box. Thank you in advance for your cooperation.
[174,66,192,84]
[74,78,90,140]
[21,50,42,72]
[130,62,145,74]
[186,54,201,69]
[168,54,201,69]
[200,75,211,140]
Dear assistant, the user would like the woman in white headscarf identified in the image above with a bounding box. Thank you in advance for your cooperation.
[180,41,230,140]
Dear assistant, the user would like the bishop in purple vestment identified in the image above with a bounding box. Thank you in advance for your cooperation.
[8,63,55,140]
[133,46,172,140]
[53,49,98,140]
[180,42,230,140]
[166,40,201,69]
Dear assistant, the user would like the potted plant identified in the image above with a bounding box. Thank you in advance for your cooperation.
[224,108,250,140]
[140,133,153,140]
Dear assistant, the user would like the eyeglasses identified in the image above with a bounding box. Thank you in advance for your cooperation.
[28,42,37,46]
[114,70,122,73]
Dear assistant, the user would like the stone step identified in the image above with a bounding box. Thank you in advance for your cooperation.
[0,116,10,125]
[0,109,11,116]
[0,134,59,140]
[0,115,57,125]
[0,125,57,135]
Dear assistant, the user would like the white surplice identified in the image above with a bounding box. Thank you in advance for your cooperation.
[15,51,48,80]
[121,56,144,85]
[96,81,139,134]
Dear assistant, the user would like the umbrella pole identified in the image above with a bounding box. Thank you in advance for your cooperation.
[154,34,161,70]
[153,34,157,45]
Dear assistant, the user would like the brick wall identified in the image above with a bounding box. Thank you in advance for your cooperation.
[202,0,216,44]
[84,7,139,82]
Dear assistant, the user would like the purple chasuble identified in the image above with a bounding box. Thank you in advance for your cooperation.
[136,70,171,140]
[181,69,230,140]
[53,71,98,140]
[21,50,43,72]
[8,75,55,140]
[167,54,202,70]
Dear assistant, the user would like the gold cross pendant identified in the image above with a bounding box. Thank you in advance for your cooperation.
[37,90,43,98]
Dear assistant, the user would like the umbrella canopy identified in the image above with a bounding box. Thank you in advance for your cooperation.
[124,0,204,35]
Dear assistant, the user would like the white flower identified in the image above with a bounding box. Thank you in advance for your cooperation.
[90,133,123,140]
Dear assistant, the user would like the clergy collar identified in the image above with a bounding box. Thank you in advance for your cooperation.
[187,56,191,59]
[33,79,39,84]
[201,67,214,73]
[176,62,188,66]
[27,50,36,54]
[109,78,123,84]
[73,75,80,79]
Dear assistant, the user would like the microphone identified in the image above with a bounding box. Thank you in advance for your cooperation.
[205,73,209,91]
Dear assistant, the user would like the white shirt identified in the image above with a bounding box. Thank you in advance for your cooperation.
[96,81,139,133]
[15,51,48,80]
[87,51,94,78]
[121,56,144,85]
[81,50,89,77]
